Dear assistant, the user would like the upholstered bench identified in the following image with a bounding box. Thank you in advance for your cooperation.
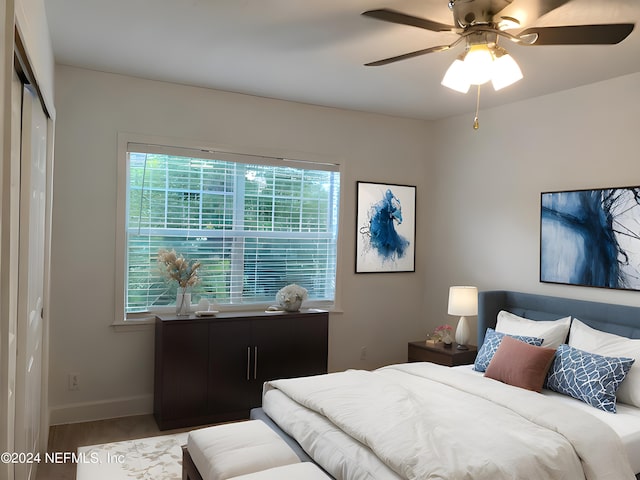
[182,420,329,480]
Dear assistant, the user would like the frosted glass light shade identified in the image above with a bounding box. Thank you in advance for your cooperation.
[441,58,471,93]
[463,45,494,85]
[491,53,523,91]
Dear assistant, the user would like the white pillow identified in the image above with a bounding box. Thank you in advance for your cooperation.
[496,310,571,349]
[569,318,640,408]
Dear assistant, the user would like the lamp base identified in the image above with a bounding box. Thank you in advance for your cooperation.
[456,344,469,350]
[455,315,470,347]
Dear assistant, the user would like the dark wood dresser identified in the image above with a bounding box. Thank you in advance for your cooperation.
[154,309,329,430]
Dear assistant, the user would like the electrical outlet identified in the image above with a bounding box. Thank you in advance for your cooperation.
[360,346,367,361]
[68,373,80,391]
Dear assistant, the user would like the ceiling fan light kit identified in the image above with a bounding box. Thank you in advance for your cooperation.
[362,0,635,128]
[441,42,523,93]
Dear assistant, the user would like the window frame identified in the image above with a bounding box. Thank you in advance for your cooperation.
[114,133,344,326]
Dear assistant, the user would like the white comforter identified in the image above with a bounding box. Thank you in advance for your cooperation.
[264,362,635,480]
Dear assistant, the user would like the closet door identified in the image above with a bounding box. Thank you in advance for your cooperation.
[14,83,47,480]
[0,66,24,480]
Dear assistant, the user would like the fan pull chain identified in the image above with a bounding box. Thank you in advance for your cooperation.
[473,84,481,130]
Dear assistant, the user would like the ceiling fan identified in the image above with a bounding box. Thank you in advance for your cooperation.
[362,0,635,128]
[363,0,634,66]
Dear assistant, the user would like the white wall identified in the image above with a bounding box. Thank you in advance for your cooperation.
[50,64,640,425]
[424,72,640,339]
[49,65,433,423]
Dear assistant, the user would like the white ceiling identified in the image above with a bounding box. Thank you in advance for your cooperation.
[43,0,640,121]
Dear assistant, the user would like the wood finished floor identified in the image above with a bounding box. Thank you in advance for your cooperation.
[35,414,194,480]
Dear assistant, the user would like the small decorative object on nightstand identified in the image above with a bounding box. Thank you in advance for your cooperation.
[408,340,477,367]
[429,324,454,348]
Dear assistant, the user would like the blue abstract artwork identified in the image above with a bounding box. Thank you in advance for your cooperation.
[356,182,415,273]
[540,187,640,290]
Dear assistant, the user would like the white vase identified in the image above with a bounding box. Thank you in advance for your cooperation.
[176,291,191,316]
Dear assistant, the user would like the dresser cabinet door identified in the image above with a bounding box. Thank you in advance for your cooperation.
[252,314,328,383]
[208,320,258,417]
[156,321,209,425]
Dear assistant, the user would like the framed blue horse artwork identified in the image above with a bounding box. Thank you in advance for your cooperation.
[540,186,640,291]
[356,181,416,273]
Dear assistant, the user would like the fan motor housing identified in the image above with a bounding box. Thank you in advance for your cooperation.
[449,0,513,27]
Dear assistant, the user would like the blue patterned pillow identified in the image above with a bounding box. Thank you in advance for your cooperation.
[547,344,635,413]
[474,328,544,372]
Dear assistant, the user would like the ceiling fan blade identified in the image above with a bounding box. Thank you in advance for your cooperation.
[519,23,635,45]
[365,45,451,67]
[362,9,454,33]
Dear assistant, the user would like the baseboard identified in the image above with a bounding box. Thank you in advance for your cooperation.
[49,394,153,425]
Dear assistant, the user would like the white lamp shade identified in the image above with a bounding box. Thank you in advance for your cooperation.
[447,286,478,316]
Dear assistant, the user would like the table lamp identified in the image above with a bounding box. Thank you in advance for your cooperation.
[447,286,478,350]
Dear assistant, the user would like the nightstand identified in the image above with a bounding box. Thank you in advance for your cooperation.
[408,341,477,367]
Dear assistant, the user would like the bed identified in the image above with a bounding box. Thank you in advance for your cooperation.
[187,290,640,479]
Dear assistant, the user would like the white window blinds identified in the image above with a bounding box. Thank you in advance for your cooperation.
[125,143,340,312]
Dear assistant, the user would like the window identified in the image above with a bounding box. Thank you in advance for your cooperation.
[121,142,340,315]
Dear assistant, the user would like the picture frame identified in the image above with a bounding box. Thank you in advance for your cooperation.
[540,186,640,291]
[356,181,416,273]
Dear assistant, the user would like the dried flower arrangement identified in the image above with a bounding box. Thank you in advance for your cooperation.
[157,249,201,289]
[427,324,453,344]
[434,324,453,338]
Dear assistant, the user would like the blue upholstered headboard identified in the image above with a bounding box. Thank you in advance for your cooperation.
[478,290,640,347]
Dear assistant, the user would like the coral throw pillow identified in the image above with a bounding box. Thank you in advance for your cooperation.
[485,335,557,392]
